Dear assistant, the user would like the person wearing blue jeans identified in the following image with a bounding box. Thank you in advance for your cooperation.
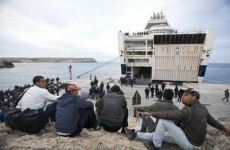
[125,88,230,149]
[0,111,4,123]
[134,89,179,133]
[222,89,229,102]
[140,116,149,132]
[137,119,195,149]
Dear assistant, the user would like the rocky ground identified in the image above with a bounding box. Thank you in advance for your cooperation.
[0,117,229,150]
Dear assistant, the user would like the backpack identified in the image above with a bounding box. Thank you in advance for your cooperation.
[20,108,48,133]
[4,108,22,131]
[4,108,48,133]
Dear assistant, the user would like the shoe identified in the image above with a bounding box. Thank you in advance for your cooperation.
[88,125,101,131]
[121,129,125,134]
[124,127,136,140]
[143,141,160,150]
[94,125,102,131]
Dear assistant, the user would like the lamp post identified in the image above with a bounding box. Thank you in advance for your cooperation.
[69,64,72,80]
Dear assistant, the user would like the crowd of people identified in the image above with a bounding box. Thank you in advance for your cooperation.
[144,82,185,102]
[0,75,229,150]
[120,74,135,87]
[0,77,67,111]
[89,75,110,100]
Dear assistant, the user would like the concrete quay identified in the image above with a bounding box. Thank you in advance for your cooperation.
[63,78,230,120]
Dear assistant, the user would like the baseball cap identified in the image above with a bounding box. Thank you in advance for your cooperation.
[184,88,200,99]
[66,84,81,92]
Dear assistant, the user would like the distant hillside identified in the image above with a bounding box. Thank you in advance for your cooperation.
[0,57,96,63]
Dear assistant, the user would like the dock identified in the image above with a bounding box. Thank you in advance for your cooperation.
[63,78,230,128]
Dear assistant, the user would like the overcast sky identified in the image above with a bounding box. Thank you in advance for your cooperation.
[0,0,229,62]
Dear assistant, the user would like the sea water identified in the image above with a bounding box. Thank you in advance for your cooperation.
[0,62,229,91]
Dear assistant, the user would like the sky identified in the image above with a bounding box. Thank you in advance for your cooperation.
[0,0,230,62]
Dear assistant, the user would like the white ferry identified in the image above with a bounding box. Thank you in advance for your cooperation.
[118,12,215,84]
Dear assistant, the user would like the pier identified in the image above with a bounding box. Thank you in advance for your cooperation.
[63,78,230,122]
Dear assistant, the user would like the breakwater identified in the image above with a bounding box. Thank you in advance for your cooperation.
[0,57,96,63]
[0,60,14,68]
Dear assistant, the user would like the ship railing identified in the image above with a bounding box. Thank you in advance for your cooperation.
[124,35,154,39]
[174,29,206,34]
[126,47,152,50]
[126,55,152,58]
[101,77,114,84]
[126,55,146,58]
[128,63,151,67]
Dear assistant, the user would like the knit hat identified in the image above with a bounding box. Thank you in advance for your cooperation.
[163,89,174,100]
[110,85,121,93]
[184,88,200,99]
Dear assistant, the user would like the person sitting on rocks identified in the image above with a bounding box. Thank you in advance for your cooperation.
[95,91,106,129]
[134,89,179,133]
[125,88,230,150]
[100,85,128,133]
[16,76,59,121]
[55,84,98,137]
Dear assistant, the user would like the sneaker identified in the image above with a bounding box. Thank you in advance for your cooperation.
[88,125,101,131]
[124,127,136,140]
[121,129,125,134]
[94,125,102,131]
[143,141,160,150]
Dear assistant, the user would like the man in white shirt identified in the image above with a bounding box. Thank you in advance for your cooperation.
[17,76,60,121]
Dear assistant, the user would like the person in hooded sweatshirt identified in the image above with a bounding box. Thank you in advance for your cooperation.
[100,85,128,133]
[55,84,97,137]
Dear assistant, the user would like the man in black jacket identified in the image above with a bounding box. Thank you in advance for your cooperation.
[145,87,149,99]
[125,88,230,149]
[101,85,128,133]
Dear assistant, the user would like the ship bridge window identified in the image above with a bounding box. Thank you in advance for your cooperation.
[126,51,146,55]
[128,59,149,63]
[127,67,131,72]
[147,51,153,55]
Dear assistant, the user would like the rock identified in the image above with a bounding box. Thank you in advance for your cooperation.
[0,60,14,68]
[0,116,229,150]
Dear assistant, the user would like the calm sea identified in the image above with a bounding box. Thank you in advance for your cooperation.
[0,62,229,91]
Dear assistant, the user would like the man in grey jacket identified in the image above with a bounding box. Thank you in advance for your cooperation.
[134,89,179,133]
[125,88,230,150]
[101,85,128,133]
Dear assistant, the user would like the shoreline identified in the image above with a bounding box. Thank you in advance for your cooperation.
[0,57,97,63]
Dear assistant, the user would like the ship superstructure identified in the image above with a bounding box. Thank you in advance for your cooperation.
[118,12,215,83]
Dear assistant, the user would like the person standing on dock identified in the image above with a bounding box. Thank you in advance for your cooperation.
[150,86,154,98]
[94,76,98,87]
[174,85,179,98]
[145,87,150,99]
[106,83,110,93]
[222,89,229,102]
[161,83,165,91]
